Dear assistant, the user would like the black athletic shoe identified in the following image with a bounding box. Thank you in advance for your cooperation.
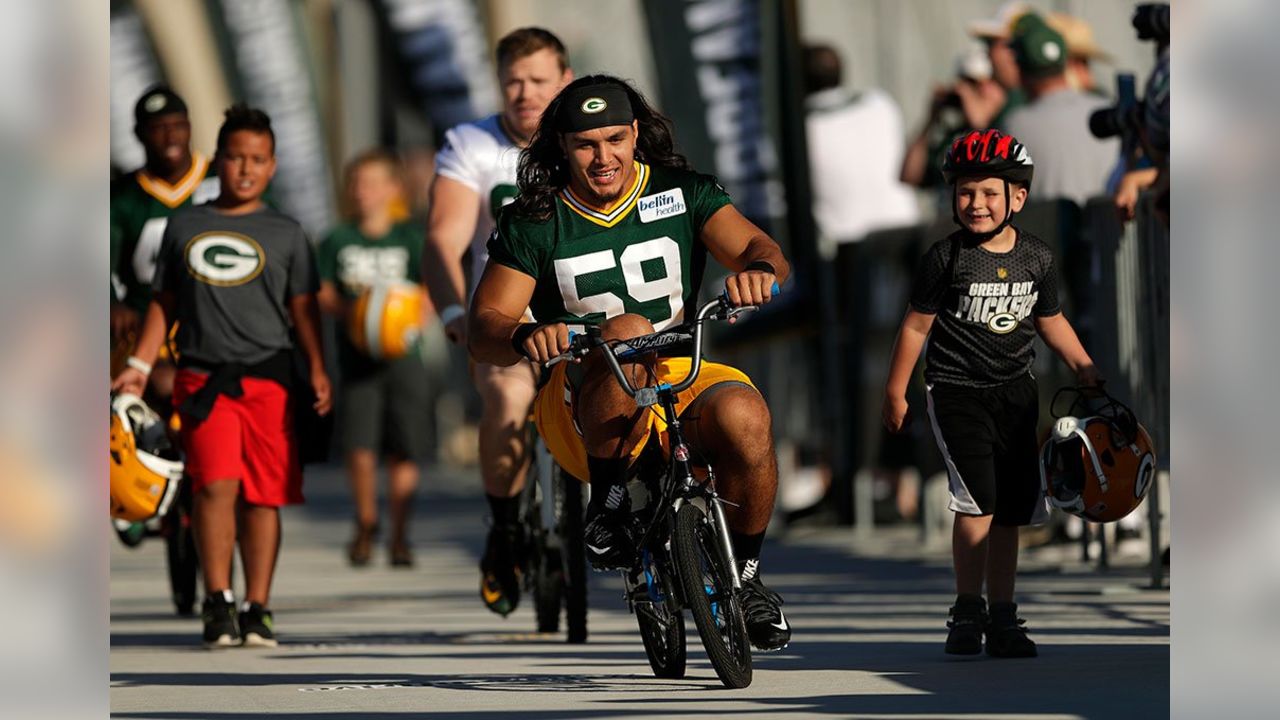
[347,522,377,567]
[583,504,634,571]
[945,594,987,655]
[986,602,1037,658]
[201,591,239,649]
[480,523,522,616]
[740,568,791,651]
[239,602,278,648]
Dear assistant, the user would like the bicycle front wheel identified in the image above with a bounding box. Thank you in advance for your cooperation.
[672,501,752,688]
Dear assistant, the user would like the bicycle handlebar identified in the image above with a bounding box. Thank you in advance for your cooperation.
[544,283,779,400]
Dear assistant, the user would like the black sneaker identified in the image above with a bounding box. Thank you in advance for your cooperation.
[945,594,987,655]
[986,602,1037,658]
[583,503,634,571]
[739,564,791,651]
[239,602,278,648]
[480,523,522,616]
[201,591,239,649]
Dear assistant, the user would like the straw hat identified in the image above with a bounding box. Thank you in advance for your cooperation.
[1045,12,1113,62]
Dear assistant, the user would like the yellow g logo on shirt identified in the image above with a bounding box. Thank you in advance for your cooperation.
[185,232,264,286]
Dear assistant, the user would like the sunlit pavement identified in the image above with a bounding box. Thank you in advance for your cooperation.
[111,463,1168,719]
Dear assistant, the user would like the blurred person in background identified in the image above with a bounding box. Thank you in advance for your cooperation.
[901,2,1028,189]
[110,87,218,421]
[884,129,1100,658]
[804,43,918,244]
[1045,12,1111,96]
[109,86,220,557]
[1004,14,1119,206]
[111,86,218,365]
[420,27,573,617]
[963,0,1031,127]
[317,150,430,568]
[112,106,330,649]
[1113,36,1169,227]
[470,74,794,652]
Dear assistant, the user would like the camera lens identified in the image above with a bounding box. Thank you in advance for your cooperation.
[1089,108,1123,139]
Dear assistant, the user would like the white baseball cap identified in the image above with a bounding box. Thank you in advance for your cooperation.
[967,1,1032,40]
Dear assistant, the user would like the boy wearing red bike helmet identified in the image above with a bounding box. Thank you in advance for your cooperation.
[883,129,1100,658]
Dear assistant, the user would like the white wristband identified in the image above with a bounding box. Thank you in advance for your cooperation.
[125,356,153,376]
[439,304,466,325]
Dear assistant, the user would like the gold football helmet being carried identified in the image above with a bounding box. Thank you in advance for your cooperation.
[110,393,184,522]
[1039,387,1158,523]
[347,282,428,360]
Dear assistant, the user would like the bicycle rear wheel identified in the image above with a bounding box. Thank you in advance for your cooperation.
[165,479,198,617]
[521,443,562,633]
[673,501,752,688]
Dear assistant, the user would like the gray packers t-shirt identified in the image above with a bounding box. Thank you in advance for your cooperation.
[153,204,318,366]
[910,228,1061,388]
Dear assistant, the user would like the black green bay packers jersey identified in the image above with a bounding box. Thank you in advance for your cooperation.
[488,162,731,330]
[110,154,219,312]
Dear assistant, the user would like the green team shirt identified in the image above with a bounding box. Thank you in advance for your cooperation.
[110,154,220,312]
[488,163,731,330]
[315,221,424,298]
[316,220,425,376]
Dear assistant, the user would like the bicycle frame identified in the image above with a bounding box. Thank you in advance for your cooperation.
[548,294,765,592]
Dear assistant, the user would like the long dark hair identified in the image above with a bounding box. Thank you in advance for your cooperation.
[513,75,690,222]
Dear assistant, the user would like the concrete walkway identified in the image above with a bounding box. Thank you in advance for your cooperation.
[110,464,1169,719]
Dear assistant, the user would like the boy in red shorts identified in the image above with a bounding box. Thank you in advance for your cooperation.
[112,105,330,648]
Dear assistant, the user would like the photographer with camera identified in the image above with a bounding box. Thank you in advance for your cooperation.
[900,43,1007,189]
[1092,4,1170,227]
[901,2,1031,189]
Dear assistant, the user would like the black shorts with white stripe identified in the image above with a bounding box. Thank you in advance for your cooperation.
[925,373,1048,526]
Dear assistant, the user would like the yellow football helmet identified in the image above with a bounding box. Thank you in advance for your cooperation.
[110,393,184,522]
[347,282,428,360]
[1040,387,1158,523]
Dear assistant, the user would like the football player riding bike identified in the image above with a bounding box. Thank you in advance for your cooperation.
[468,75,792,651]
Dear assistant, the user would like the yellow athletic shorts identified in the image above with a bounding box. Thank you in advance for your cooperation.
[534,356,755,482]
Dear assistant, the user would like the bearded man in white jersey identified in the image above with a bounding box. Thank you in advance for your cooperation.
[422,28,573,616]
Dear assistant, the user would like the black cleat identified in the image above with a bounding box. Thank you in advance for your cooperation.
[740,567,791,651]
[583,504,634,571]
[945,594,987,655]
[985,602,1038,658]
[480,523,522,616]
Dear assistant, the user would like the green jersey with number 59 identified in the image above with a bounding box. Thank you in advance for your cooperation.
[488,162,731,330]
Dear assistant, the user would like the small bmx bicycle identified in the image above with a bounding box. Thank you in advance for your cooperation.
[547,291,773,688]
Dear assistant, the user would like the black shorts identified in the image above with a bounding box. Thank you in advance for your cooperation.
[925,374,1049,526]
[339,354,431,461]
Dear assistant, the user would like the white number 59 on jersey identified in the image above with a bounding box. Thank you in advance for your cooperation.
[553,237,684,330]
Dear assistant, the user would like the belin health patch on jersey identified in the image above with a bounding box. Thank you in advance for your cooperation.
[637,188,687,223]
